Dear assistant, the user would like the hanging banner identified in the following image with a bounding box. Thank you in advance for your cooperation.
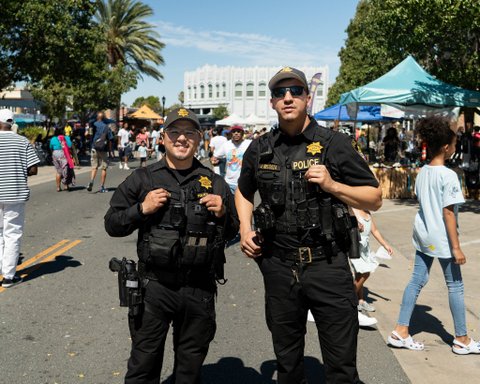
[307,73,323,115]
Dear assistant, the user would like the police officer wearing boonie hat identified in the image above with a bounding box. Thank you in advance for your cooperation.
[235,67,382,383]
[105,107,239,384]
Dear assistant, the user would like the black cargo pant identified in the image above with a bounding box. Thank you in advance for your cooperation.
[125,280,216,384]
[256,251,360,384]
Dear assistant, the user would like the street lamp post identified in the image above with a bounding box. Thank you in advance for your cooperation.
[162,96,166,117]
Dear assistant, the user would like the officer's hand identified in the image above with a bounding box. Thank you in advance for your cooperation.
[210,156,219,165]
[200,194,225,218]
[304,165,337,193]
[141,188,170,215]
[240,230,263,258]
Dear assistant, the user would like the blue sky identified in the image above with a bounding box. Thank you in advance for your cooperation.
[122,0,359,107]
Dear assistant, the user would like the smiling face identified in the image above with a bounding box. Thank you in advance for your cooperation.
[270,78,310,128]
[230,129,244,143]
[163,119,201,167]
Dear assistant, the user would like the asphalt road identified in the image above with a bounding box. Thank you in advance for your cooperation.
[0,160,410,384]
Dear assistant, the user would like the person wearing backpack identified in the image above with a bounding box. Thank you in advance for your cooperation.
[87,112,113,193]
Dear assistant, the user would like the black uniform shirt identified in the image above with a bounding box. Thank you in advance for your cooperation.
[238,118,379,249]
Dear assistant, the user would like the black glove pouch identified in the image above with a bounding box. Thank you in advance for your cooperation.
[146,229,181,268]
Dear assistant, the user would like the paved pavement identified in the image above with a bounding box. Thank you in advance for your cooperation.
[28,162,480,383]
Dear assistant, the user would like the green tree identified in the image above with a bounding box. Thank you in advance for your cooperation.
[94,0,166,120]
[0,0,99,90]
[132,96,161,112]
[328,0,480,107]
[95,0,165,79]
[212,105,229,120]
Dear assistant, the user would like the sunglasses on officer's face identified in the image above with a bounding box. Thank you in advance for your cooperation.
[271,86,306,98]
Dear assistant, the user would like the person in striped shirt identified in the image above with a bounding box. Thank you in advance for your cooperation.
[0,109,40,288]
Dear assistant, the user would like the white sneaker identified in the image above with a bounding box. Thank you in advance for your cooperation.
[358,311,377,327]
[358,301,376,312]
[307,310,315,322]
[123,164,130,170]
[119,163,124,169]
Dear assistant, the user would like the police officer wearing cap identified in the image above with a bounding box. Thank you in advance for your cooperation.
[235,67,382,383]
[105,107,239,384]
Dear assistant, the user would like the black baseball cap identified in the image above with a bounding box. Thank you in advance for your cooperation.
[164,108,201,131]
[268,67,309,91]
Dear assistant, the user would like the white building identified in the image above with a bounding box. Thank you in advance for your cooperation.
[184,65,329,123]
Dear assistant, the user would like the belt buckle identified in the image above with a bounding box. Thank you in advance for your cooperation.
[298,247,312,263]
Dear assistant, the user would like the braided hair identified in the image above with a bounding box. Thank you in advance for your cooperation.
[416,116,455,159]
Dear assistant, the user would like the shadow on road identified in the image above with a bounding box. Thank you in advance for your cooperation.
[161,356,325,384]
[19,255,82,283]
[410,304,454,345]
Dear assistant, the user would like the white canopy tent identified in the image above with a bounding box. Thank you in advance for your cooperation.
[244,113,269,126]
[214,113,245,126]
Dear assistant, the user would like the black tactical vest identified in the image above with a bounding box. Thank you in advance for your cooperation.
[254,127,353,247]
[138,166,223,278]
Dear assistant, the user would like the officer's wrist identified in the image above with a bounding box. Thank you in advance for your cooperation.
[137,202,146,217]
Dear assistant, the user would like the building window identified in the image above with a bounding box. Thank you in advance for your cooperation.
[193,86,197,99]
[222,83,226,98]
[258,82,266,97]
[208,84,213,98]
[187,86,191,100]
[316,87,323,97]
[216,84,220,98]
[235,82,242,98]
[246,82,254,97]
[200,85,205,99]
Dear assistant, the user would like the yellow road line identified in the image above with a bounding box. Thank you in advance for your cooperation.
[0,240,81,292]
[0,239,70,280]
[18,240,82,277]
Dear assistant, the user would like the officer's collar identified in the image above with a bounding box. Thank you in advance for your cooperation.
[274,117,319,144]
[152,156,207,174]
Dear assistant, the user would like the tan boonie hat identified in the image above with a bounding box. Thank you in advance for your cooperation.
[164,108,201,131]
[268,67,309,91]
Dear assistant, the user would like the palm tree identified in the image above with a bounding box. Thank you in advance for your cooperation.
[95,0,165,81]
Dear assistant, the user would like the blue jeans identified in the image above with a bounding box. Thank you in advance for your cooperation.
[397,250,467,337]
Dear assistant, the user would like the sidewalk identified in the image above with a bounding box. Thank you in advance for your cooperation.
[367,199,480,384]
[29,163,92,187]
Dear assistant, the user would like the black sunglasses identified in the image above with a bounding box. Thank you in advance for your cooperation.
[271,85,305,98]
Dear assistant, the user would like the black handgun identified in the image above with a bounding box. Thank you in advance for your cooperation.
[109,257,143,315]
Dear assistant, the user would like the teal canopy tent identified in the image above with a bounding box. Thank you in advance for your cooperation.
[339,55,480,108]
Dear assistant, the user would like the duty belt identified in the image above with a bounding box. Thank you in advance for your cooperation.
[269,245,338,263]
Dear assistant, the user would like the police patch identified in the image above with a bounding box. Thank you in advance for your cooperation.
[306,142,323,156]
[291,158,320,171]
[259,163,280,171]
[198,176,212,190]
